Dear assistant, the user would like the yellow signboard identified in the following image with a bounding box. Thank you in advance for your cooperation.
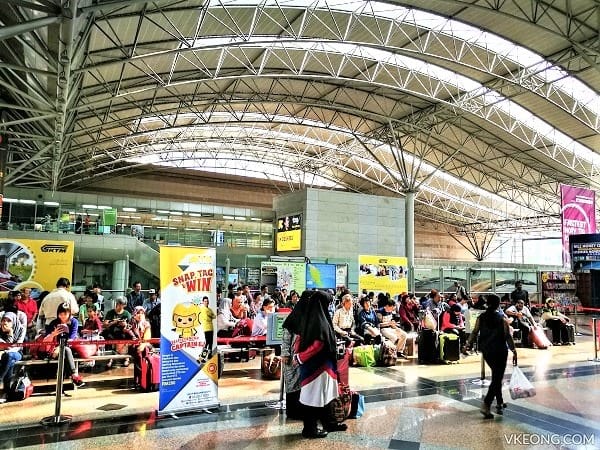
[0,238,74,295]
[358,255,408,297]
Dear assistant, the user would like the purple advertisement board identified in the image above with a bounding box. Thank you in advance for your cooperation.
[561,184,596,267]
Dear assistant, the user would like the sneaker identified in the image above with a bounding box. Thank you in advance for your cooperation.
[123,359,130,367]
[105,359,113,369]
[71,375,85,388]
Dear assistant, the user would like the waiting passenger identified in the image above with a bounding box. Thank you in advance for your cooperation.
[217,298,238,337]
[541,298,571,345]
[0,312,25,395]
[398,293,420,332]
[332,294,362,344]
[102,297,133,368]
[377,297,408,357]
[43,303,85,387]
[3,292,28,332]
[251,298,275,336]
[78,291,99,325]
[80,304,103,336]
[440,303,467,347]
[424,289,449,322]
[505,300,536,347]
[230,295,248,320]
[357,297,381,344]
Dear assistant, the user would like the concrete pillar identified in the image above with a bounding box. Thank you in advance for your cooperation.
[405,191,415,292]
[109,259,128,312]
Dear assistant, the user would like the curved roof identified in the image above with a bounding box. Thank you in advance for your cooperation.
[1,0,599,233]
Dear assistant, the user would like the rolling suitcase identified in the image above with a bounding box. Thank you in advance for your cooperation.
[530,327,552,349]
[137,348,160,392]
[418,329,438,364]
[439,333,460,363]
[405,332,418,357]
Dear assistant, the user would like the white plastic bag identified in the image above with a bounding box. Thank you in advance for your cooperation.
[509,366,536,400]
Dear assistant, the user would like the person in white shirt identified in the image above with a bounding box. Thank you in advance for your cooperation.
[332,294,363,344]
[505,299,536,347]
[251,298,275,336]
[37,277,78,331]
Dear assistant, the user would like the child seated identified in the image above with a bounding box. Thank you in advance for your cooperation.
[80,304,103,337]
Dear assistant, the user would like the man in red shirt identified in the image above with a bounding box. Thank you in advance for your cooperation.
[17,287,38,339]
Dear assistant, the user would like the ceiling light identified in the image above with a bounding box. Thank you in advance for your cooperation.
[250,217,262,221]
[2,198,17,203]
[123,207,137,212]
[97,205,111,210]
[223,215,234,220]
[82,204,97,209]
[169,211,182,216]
[19,199,36,204]
[43,201,60,206]
[235,216,247,221]
[188,213,202,217]
[157,210,169,214]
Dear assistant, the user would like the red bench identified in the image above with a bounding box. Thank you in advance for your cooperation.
[217,335,267,347]
[217,335,268,362]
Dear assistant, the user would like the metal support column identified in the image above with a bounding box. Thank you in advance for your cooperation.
[405,191,415,292]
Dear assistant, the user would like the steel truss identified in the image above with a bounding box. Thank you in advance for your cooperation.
[0,0,598,233]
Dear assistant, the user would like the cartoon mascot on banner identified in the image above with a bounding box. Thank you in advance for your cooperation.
[172,302,202,338]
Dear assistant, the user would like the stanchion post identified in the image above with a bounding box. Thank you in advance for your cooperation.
[480,353,485,381]
[41,337,72,426]
[592,318,600,362]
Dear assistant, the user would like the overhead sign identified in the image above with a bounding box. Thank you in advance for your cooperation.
[276,213,302,251]
[159,246,218,416]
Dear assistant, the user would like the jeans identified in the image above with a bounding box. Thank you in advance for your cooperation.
[483,350,508,407]
[0,351,23,386]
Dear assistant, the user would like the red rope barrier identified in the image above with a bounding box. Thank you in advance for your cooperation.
[0,338,160,349]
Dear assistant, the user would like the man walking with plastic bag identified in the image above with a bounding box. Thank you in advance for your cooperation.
[463,294,517,418]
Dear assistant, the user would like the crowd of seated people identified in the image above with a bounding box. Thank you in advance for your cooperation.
[0,278,582,402]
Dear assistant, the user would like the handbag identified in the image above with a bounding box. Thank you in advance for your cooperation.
[7,369,34,402]
[422,310,437,331]
[509,366,536,400]
[348,392,365,418]
[328,383,352,423]
[261,352,282,380]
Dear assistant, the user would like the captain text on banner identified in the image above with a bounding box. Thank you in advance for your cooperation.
[561,184,596,267]
[358,255,408,298]
[159,246,219,415]
[0,238,74,296]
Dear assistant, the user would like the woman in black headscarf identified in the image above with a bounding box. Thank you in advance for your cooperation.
[286,290,345,439]
[281,290,312,420]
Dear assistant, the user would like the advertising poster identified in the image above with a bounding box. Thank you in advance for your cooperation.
[561,184,596,267]
[276,213,302,251]
[159,246,218,415]
[260,261,306,292]
[0,238,74,296]
[358,255,408,297]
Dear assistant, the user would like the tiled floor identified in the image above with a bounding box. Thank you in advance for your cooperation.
[2,326,600,449]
